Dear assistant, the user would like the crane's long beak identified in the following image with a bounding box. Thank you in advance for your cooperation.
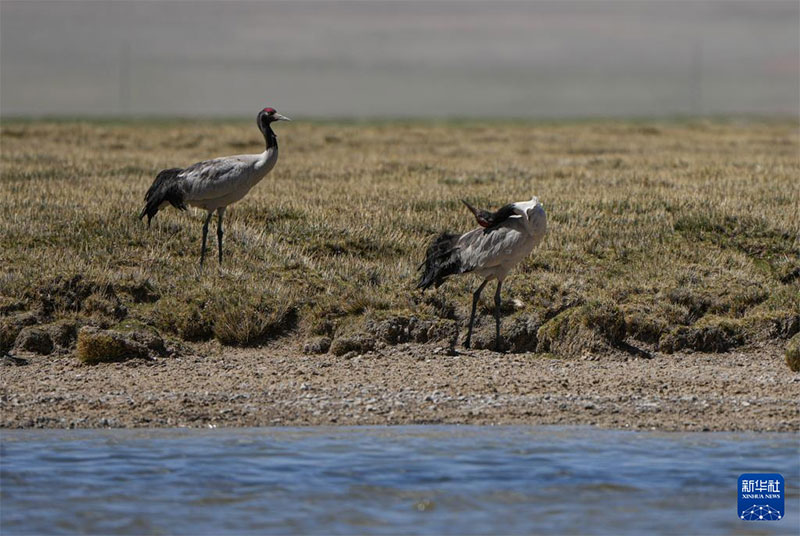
[274,113,291,122]
[462,200,480,218]
[462,200,491,227]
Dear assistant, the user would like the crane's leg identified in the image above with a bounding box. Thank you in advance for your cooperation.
[216,207,226,264]
[200,211,213,266]
[464,280,488,349]
[494,280,503,352]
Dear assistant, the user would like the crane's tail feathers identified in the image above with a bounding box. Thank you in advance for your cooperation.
[416,245,457,271]
[417,232,463,291]
[140,168,187,226]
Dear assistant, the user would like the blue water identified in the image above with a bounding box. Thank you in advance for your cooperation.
[1,426,798,535]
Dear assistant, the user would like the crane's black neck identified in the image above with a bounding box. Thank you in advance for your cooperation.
[263,124,278,150]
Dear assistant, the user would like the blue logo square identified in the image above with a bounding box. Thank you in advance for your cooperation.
[738,473,784,521]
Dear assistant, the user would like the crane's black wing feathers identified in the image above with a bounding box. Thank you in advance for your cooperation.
[417,232,466,290]
[139,168,188,226]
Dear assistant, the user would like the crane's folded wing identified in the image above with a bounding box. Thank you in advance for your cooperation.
[458,225,527,271]
[180,157,256,201]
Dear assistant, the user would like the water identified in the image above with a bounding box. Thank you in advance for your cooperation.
[1,426,797,535]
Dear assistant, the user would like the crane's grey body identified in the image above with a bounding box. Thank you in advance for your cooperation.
[140,108,290,265]
[457,205,546,281]
[418,197,546,351]
[180,152,278,211]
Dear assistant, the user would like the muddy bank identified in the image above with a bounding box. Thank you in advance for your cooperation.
[2,341,797,432]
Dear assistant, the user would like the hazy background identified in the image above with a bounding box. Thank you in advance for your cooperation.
[1,0,798,119]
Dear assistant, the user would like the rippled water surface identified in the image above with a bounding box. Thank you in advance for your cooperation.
[1,426,798,535]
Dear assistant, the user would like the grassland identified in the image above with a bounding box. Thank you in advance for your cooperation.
[1,118,798,361]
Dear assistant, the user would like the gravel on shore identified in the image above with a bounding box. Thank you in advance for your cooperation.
[1,342,797,432]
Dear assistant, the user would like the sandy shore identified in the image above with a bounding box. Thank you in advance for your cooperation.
[2,341,797,432]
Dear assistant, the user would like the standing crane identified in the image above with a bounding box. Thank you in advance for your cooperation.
[418,197,547,351]
[139,107,291,265]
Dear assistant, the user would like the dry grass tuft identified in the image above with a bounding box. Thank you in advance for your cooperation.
[76,326,149,365]
[1,118,798,355]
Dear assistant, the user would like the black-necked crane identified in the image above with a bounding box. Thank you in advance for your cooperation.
[418,197,547,351]
[139,107,291,265]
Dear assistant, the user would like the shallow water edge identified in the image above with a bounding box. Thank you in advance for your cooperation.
[2,426,798,535]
